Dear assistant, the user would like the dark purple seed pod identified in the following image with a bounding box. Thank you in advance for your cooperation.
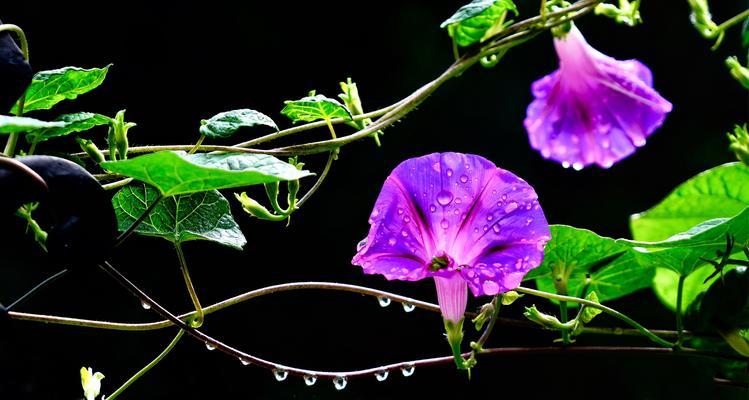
[0,19,32,113]
[0,156,47,216]
[17,155,117,268]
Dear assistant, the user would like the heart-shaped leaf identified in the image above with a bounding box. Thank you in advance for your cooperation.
[281,94,352,124]
[0,115,66,133]
[199,109,278,139]
[14,65,111,113]
[524,225,654,304]
[102,151,313,196]
[26,112,112,144]
[112,183,246,249]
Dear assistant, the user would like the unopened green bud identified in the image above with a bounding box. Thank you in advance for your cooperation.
[234,192,285,221]
[444,318,471,370]
[472,301,495,331]
[726,56,749,90]
[727,124,749,165]
[594,4,620,18]
[111,109,136,160]
[80,367,104,400]
[580,291,603,323]
[524,305,567,329]
[500,290,522,306]
[338,77,382,146]
[76,138,105,164]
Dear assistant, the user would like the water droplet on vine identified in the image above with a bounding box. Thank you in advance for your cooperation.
[377,296,391,307]
[401,364,415,377]
[333,376,348,390]
[205,343,215,351]
[239,358,250,366]
[273,368,288,381]
[375,369,389,381]
[402,302,415,312]
[304,375,317,386]
[140,300,151,310]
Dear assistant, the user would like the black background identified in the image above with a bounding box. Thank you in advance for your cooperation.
[1,1,748,399]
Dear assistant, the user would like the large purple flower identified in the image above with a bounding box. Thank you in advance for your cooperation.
[524,25,672,170]
[352,152,550,367]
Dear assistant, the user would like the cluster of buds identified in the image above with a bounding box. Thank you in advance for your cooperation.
[594,0,642,27]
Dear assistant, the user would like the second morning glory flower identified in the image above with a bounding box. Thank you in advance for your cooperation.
[524,25,672,170]
[352,152,550,368]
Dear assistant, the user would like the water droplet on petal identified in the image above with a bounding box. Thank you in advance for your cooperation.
[401,230,408,237]
[240,358,250,366]
[205,343,215,351]
[562,161,571,169]
[454,197,462,204]
[446,169,453,177]
[375,369,389,381]
[459,175,469,183]
[492,225,501,233]
[429,204,437,213]
[436,190,453,206]
[504,202,518,213]
[333,376,348,390]
[141,300,151,310]
[377,296,391,307]
[403,215,411,223]
[273,368,288,381]
[401,364,415,377]
[486,215,493,221]
[356,239,367,251]
[572,162,584,171]
[402,302,415,312]
[304,375,317,386]
[440,219,449,229]
[388,237,397,246]
[482,281,500,294]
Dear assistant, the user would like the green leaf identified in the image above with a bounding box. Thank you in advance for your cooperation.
[441,0,518,47]
[26,112,112,144]
[112,183,246,249]
[621,206,749,275]
[14,65,111,113]
[524,225,654,304]
[101,151,313,197]
[652,264,729,313]
[199,109,278,139]
[281,94,352,124]
[0,115,66,133]
[631,163,749,242]
[742,17,749,48]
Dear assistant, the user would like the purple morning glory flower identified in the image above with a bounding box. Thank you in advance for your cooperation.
[524,25,673,170]
[352,152,550,368]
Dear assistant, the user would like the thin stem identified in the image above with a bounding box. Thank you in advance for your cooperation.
[102,177,133,191]
[711,8,749,36]
[96,262,748,381]
[188,134,205,154]
[115,195,163,247]
[105,329,184,400]
[7,269,68,310]
[675,274,686,348]
[515,286,675,348]
[7,281,687,341]
[296,151,334,208]
[234,104,398,149]
[175,242,204,328]
[559,301,570,345]
[73,144,277,159]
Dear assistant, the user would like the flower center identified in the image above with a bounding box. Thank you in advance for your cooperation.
[428,252,452,272]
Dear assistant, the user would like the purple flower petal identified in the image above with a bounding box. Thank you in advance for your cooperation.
[352,152,551,299]
[524,25,672,169]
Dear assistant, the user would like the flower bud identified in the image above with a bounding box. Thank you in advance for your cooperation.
[234,192,286,221]
[80,367,105,400]
[725,56,749,90]
[727,124,749,165]
[76,138,105,164]
[112,109,136,160]
[524,305,566,329]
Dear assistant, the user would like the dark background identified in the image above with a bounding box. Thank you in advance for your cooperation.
[1,1,747,399]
